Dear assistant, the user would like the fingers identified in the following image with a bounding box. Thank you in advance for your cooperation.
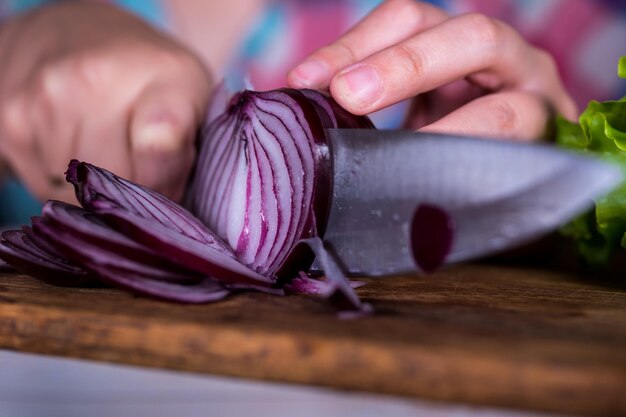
[522,48,578,121]
[128,83,201,201]
[0,83,75,201]
[0,69,205,203]
[419,91,550,141]
[329,13,561,116]
[287,0,447,89]
[33,64,82,183]
[403,80,486,130]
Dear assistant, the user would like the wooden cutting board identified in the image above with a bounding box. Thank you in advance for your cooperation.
[0,263,624,416]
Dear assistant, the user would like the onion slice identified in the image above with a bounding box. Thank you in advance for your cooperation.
[67,160,271,286]
[66,160,228,247]
[34,215,202,286]
[41,201,200,275]
[286,272,366,295]
[86,264,230,303]
[86,265,230,303]
[93,202,271,286]
[0,258,13,271]
[294,238,373,318]
[0,229,93,286]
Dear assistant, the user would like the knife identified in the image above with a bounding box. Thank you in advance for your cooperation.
[316,129,622,276]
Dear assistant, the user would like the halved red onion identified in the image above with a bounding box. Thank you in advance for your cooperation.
[185,89,372,278]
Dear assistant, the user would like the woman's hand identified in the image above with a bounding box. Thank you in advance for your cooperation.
[0,2,211,203]
[288,0,577,140]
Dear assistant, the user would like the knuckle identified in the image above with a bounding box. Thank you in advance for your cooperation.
[462,13,502,52]
[0,94,30,145]
[153,48,198,73]
[179,53,209,84]
[394,43,424,79]
[488,96,520,135]
[387,0,423,17]
[39,62,73,100]
[152,49,209,94]
[74,51,115,87]
[534,48,559,77]
[323,40,359,65]
[382,0,447,33]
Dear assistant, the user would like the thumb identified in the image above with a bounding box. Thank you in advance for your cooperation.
[130,85,200,201]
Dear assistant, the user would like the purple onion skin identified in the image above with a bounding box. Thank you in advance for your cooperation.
[300,89,375,130]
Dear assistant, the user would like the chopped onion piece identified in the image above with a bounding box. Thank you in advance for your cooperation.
[0,230,93,286]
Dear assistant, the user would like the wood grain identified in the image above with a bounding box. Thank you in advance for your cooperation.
[0,264,624,416]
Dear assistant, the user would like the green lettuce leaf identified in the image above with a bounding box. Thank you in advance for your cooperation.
[556,56,626,265]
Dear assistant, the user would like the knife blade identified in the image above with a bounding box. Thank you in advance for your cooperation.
[317,129,621,276]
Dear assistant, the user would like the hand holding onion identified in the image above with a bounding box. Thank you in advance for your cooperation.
[0,2,211,203]
[288,0,578,140]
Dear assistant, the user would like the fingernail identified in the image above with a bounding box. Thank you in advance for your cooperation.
[290,59,330,87]
[133,121,181,153]
[334,64,382,109]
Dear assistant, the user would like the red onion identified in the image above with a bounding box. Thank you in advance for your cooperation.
[186,89,372,277]
[0,88,374,316]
